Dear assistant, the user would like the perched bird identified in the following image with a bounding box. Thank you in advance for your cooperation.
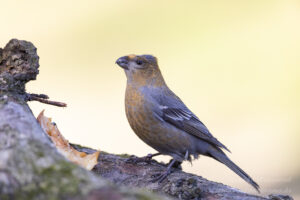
[116,54,259,191]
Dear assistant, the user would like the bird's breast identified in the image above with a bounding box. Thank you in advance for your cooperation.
[125,86,155,138]
[125,85,170,150]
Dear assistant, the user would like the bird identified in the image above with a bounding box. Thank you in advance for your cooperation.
[116,54,260,192]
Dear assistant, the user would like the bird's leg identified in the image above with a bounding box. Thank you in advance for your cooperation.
[126,153,161,163]
[168,159,182,170]
[152,159,178,183]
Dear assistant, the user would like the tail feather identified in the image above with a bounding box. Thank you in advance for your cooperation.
[210,150,260,192]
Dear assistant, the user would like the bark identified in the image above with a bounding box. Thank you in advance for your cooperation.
[71,146,292,200]
[0,39,293,200]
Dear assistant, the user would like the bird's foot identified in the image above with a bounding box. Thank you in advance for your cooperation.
[151,159,179,183]
[151,168,173,183]
[125,153,161,164]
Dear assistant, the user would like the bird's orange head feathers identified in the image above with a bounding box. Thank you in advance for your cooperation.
[116,54,165,87]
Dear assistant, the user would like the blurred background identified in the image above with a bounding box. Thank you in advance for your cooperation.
[1,0,299,198]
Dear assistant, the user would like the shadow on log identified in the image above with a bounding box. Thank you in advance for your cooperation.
[0,39,294,200]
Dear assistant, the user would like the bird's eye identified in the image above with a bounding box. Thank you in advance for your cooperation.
[136,60,143,65]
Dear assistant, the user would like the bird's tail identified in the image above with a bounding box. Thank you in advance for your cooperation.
[210,150,260,192]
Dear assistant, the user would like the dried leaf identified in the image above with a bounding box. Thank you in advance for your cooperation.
[37,110,100,170]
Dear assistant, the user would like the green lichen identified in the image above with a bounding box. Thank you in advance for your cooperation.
[22,161,83,199]
[0,138,92,200]
[116,153,131,158]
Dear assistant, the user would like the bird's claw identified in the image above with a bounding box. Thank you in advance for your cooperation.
[151,159,178,183]
[151,169,173,183]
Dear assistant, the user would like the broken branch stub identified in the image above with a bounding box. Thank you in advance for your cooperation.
[0,39,39,94]
[0,39,66,107]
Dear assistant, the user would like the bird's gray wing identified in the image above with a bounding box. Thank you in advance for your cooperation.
[150,88,230,152]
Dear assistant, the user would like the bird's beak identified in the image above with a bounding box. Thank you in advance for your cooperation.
[116,56,129,70]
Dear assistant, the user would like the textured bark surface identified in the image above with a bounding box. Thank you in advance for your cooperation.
[0,39,294,200]
[70,145,292,200]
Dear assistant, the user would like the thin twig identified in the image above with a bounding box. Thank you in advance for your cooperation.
[29,93,49,99]
[26,93,67,107]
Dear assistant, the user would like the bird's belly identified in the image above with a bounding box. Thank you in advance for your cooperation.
[126,104,196,160]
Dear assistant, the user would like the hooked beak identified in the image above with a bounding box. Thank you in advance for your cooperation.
[116,56,129,70]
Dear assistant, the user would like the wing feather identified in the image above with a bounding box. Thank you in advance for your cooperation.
[149,88,230,152]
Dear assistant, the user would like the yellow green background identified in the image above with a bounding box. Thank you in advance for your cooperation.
[1,0,299,198]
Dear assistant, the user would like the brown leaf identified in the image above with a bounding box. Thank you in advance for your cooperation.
[37,110,100,170]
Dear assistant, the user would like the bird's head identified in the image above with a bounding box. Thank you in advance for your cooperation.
[116,54,165,87]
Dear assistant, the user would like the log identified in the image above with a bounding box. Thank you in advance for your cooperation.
[0,39,293,200]
[69,145,292,200]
